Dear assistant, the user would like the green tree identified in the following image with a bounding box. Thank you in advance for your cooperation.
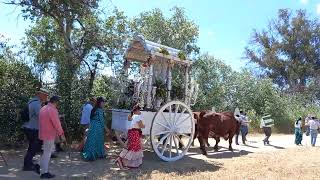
[0,39,39,144]
[9,1,130,139]
[192,54,233,111]
[130,7,199,55]
[8,0,103,129]
[245,9,320,91]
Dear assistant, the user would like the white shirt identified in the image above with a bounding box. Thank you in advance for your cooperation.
[80,103,93,125]
[308,119,320,130]
[130,114,142,129]
[240,114,249,126]
[260,118,274,128]
[294,121,302,128]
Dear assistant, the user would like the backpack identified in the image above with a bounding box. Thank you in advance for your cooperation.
[20,99,38,122]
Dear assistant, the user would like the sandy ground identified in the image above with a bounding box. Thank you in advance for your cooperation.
[0,134,320,180]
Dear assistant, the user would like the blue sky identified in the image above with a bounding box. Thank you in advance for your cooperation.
[1,0,320,70]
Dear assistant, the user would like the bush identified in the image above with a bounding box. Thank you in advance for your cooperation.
[0,59,39,145]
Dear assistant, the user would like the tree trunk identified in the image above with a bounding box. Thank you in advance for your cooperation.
[88,71,96,96]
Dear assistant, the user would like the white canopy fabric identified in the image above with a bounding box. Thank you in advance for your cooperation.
[125,34,192,65]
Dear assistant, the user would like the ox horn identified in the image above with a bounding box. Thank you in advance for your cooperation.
[234,107,241,121]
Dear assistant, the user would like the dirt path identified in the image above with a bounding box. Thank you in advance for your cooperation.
[0,134,319,180]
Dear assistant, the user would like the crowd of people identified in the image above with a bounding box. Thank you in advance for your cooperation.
[21,88,145,178]
[236,111,320,147]
[21,88,320,178]
[22,89,65,179]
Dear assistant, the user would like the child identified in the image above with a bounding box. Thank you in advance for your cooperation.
[115,104,145,169]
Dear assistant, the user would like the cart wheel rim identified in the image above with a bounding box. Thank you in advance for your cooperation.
[150,101,195,162]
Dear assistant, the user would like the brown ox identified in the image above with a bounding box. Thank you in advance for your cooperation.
[197,111,240,155]
[192,112,210,147]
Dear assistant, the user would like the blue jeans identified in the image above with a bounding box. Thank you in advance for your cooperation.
[310,129,318,146]
[236,125,248,144]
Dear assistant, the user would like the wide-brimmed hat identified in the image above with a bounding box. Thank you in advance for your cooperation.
[37,88,50,95]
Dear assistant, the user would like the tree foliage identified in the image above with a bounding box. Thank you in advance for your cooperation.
[0,39,39,144]
[192,54,233,111]
[245,9,320,91]
[130,7,199,55]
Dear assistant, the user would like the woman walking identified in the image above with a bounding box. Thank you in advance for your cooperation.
[115,104,145,169]
[294,117,303,145]
[82,97,107,161]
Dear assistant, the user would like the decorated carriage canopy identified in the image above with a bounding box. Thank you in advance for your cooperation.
[125,35,192,65]
[123,35,198,110]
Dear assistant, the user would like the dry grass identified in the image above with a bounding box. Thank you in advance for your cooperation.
[1,135,320,180]
[133,147,320,180]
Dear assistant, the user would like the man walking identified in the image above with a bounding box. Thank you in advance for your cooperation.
[235,111,250,145]
[260,115,274,145]
[39,96,65,179]
[22,88,49,173]
[308,116,320,147]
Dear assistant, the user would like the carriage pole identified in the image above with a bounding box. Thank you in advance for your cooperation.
[167,60,173,102]
[146,58,154,109]
[184,65,190,104]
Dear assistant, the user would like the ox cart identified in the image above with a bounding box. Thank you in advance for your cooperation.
[111,35,199,162]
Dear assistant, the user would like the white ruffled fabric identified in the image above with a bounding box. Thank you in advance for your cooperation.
[119,149,143,168]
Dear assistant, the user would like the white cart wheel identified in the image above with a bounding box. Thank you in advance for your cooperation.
[114,130,127,147]
[150,101,195,161]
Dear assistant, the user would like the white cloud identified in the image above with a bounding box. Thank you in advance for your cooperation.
[300,0,308,5]
[317,3,320,15]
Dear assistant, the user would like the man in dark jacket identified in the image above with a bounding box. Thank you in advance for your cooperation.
[22,88,49,173]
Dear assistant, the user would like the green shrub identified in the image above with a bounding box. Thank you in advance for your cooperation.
[0,59,39,145]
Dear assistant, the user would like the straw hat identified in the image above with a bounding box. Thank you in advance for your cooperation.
[37,88,50,95]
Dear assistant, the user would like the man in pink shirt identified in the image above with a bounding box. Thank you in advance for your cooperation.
[39,95,65,179]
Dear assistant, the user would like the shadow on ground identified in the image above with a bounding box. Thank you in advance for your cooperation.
[0,146,221,180]
[187,146,253,159]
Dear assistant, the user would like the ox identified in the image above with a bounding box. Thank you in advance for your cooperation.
[197,111,240,155]
[192,112,210,147]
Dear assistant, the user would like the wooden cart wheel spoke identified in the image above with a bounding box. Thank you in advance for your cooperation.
[155,122,171,130]
[175,114,192,127]
[169,134,173,158]
[156,132,171,149]
[174,107,187,125]
[160,112,172,127]
[161,135,171,155]
[173,134,180,155]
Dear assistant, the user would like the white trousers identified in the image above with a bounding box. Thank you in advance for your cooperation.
[40,140,55,174]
